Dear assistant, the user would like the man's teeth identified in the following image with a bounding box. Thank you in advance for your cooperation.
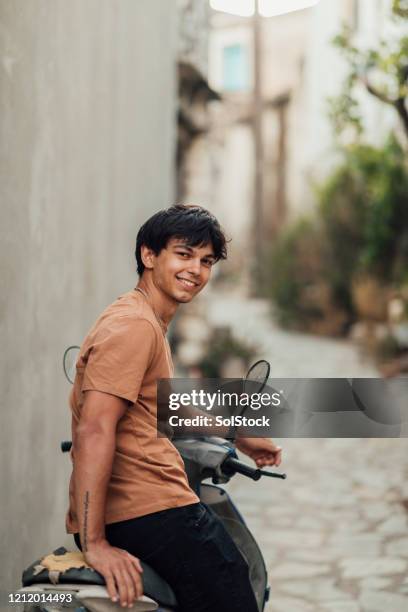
[177,277,196,287]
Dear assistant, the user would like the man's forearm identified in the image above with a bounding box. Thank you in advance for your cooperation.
[73,428,116,551]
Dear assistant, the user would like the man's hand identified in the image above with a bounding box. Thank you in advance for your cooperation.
[84,539,143,607]
[235,438,282,468]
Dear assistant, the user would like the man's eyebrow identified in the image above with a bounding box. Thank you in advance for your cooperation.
[172,243,216,259]
[172,243,194,250]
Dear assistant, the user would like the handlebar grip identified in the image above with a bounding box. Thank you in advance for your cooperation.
[221,456,261,481]
[61,440,72,453]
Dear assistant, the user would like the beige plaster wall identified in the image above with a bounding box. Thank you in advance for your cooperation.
[0,0,177,594]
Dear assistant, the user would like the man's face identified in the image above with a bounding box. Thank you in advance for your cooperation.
[143,238,216,303]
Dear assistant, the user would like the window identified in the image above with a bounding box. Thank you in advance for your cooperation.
[222,44,249,91]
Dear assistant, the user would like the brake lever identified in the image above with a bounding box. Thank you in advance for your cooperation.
[258,469,287,479]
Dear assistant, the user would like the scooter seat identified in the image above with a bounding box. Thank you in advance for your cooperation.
[18,584,159,611]
[22,547,178,609]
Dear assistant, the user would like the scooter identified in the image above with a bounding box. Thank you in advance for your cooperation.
[19,358,286,612]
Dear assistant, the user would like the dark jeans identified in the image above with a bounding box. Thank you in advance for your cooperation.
[74,502,259,612]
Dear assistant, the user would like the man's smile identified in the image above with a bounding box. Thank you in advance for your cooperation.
[176,275,199,289]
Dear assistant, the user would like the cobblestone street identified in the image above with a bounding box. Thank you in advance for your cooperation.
[205,290,379,378]
[205,291,408,611]
[229,438,408,611]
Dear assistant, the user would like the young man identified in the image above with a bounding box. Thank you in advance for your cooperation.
[66,204,282,611]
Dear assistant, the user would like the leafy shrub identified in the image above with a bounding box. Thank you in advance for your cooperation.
[198,327,257,378]
[265,136,408,332]
[318,136,408,286]
[265,218,327,328]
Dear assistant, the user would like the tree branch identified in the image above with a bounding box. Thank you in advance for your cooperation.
[395,97,408,138]
[360,75,395,105]
[361,75,408,138]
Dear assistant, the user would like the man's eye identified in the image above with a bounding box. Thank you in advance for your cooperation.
[177,252,189,258]
[203,259,214,267]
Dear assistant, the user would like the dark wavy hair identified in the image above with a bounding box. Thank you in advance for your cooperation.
[135,204,228,275]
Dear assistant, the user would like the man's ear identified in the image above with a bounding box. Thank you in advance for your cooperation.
[140,245,155,270]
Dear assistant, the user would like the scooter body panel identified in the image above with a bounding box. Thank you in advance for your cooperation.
[200,484,268,611]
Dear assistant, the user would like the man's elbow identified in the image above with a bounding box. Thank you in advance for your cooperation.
[75,422,115,449]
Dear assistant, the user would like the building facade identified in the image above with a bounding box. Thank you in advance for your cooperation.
[202,0,398,276]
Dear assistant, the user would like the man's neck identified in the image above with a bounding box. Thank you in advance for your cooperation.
[136,275,178,327]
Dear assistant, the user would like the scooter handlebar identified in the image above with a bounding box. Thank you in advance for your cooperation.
[221,456,262,480]
[221,456,286,481]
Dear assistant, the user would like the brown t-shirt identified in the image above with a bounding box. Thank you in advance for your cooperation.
[65,289,198,534]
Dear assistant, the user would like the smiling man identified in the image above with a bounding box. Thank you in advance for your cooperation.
[66,204,282,611]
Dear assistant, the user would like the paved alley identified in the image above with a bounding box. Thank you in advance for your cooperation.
[205,291,408,611]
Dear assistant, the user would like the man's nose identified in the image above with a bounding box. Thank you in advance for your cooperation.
[186,257,201,276]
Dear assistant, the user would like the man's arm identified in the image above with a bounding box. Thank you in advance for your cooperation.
[74,390,143,607]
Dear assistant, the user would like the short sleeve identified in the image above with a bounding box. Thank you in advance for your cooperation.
[82,317,157,404]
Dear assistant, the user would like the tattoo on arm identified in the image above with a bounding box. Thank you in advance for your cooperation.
[83,491,90,552]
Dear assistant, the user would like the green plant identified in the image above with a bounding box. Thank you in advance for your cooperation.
[329,1,408,141]
[198,327,258,378]
[265,218,326,327]
[318,136,408,285]
[264,137,408,330]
